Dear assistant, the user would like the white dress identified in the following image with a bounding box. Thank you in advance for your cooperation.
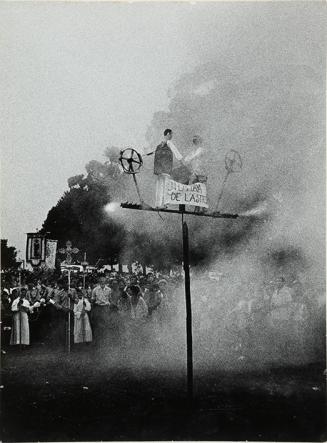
[10,297,30,345]
[73,298,92,343]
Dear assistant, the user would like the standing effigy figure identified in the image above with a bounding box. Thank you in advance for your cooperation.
[184,135,206,185]
[154,129,184,208]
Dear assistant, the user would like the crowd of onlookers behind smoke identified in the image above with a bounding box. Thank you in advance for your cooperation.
[1,270,182,350]
[1,269,325,362]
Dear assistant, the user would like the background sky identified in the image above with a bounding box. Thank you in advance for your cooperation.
[1,1,324,258]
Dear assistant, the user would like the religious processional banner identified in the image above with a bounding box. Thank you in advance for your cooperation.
[45,239,58,269]
[26,233,46,265]
[164,178,208,208]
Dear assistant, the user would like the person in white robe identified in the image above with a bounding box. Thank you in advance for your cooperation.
[10,288,31,346]
[73,291,92,344]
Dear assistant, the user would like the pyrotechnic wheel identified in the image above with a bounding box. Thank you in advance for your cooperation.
[119,148,143,174]
[225,149,242,173]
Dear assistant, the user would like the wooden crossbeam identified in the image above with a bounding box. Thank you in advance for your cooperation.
[120,202,238,219]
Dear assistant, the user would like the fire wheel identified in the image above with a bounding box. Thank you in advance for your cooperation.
[119,148,143,174]
[225,149,242,173]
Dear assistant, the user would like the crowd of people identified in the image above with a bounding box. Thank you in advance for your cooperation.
[1,268,324,362]
[1,271,180,351]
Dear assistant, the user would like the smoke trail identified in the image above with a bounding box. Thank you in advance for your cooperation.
[239,201,268,218]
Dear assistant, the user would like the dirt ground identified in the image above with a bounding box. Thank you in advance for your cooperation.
[1,346,326,442]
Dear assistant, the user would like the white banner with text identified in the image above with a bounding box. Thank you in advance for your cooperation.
[164,178,208,208]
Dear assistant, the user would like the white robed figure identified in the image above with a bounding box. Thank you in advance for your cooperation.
[184,135,206,184]
[73,294,92,343]
[10,288,31,346]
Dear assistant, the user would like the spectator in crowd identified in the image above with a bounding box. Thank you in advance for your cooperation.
[117,280,131,317]
[1,289,12,350]
[265,276,294,357]
[145,272,155,284]
[47,280,72,349]
[129,285,148,320]
[26,282,40,304]
[267,276,293,323]
[92,277,111,306]
[57,281,72,311]
[138,276,147,292]
[116,280,132,349]
[127,285,149,350]
[125,274,142,296]
[157,279,173,325]
[144,282,163,317]
[91,277,111,345]
[288,278,309,356]
[110,279,120,307]
[2,288,12,312]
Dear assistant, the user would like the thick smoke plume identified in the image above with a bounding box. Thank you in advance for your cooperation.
[102,4,325,368]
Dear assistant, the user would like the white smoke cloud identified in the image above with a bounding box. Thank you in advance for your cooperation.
[100,3,325,369]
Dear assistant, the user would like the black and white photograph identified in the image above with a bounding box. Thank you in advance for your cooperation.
[1,1,325,441]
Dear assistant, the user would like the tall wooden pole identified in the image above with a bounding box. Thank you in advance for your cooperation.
[82,252,87,290]
[18,274,22,350]
[120,203,239,405]
[19,307,22,350]
[18,271,22,290]
[67,269,71,353]
[182,221,193,403]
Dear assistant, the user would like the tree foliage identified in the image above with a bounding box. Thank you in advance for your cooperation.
[1,239,20,271]
[41,156,130,265]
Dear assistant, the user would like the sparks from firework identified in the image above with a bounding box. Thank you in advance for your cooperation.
[239,201,268,217]
[104,202,121,213]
